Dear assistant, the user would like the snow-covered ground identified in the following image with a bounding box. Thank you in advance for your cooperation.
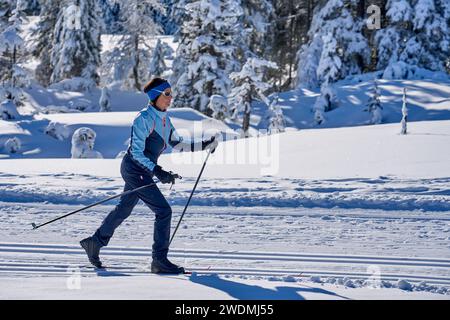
[1,120,449,299]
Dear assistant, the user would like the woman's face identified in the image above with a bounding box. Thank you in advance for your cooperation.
[155,88,172,111]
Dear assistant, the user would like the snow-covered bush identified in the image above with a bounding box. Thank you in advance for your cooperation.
[44,122,70,141]
[71,127,103,159]
[312,85,338,126]
[49,77,96,92]
[4,137,21,153]
[68,99,95,112]
[99,87,111,112]
[0,97,20,120]
[208,95,229,121]
[382,62,417,80]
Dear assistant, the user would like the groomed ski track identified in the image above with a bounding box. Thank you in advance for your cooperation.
[1,242,449,287]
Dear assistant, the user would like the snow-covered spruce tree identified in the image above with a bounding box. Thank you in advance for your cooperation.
[99,87,111,112]
[376,0,449,76]
[148,39,167,78]
[98,0,121,34]
[0,1,13,30]
[50,0,102,87]
[375,0,414,72]
[312,83,338,126]
[33,0,60,87]
[267,94,285,134]
[229,57,277,137]
[296,0,369,88]
[171,0,245,113]
[170,0,190,42]
[412,0,449,72]
[365,79,383,124]
[240,0,273,57]
[111,0,164,91]
[0,0,27,87]
[401,88,408,135]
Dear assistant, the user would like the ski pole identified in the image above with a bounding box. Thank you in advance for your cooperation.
[31,183,156,230]
[169,148,213,246]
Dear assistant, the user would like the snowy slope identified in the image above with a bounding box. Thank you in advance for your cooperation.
[1,120,450,212]
[254,76,450,130]
[1,120,450,299]
[0,108,234,158]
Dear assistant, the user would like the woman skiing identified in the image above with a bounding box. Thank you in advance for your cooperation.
[80,77,218,273]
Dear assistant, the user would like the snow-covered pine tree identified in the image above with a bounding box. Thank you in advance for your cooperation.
[375,0,414,72]
[365,79,383,124]
[148,39,167,78]
[50,0,102,87]
[171,0,245,113]
[0,0,26,87]
[240,0,273,57]
[33,0,60,87]
[296,0,369,88]
[99,87,111,112]
[401,87,408,135]
[229,57,277,137]
[98,0,121,34]
[169,0,188,41]
[0,0,13,30]
[112,0,164,91]
[411,0,449,72]
[376,0,449,76]
[267,94,285,134]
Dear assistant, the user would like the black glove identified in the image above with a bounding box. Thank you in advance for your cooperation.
[153,165,181,184]
[202,135,219,153]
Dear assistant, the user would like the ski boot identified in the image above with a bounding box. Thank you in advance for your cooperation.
[151,257,185,274]
[80,236,103,269]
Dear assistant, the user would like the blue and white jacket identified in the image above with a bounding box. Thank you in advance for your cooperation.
[127,104,199,173]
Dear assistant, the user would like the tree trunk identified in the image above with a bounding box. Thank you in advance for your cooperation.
[357,0,366,18]
[133,36,141,91]
[242,110,250,137]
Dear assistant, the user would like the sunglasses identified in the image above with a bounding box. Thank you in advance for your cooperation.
[153,89,172,97]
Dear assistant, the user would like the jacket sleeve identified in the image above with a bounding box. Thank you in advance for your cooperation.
[129,113,157,172]
[168,123,202,152]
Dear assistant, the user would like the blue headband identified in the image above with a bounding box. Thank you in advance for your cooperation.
[147,82,171,101]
